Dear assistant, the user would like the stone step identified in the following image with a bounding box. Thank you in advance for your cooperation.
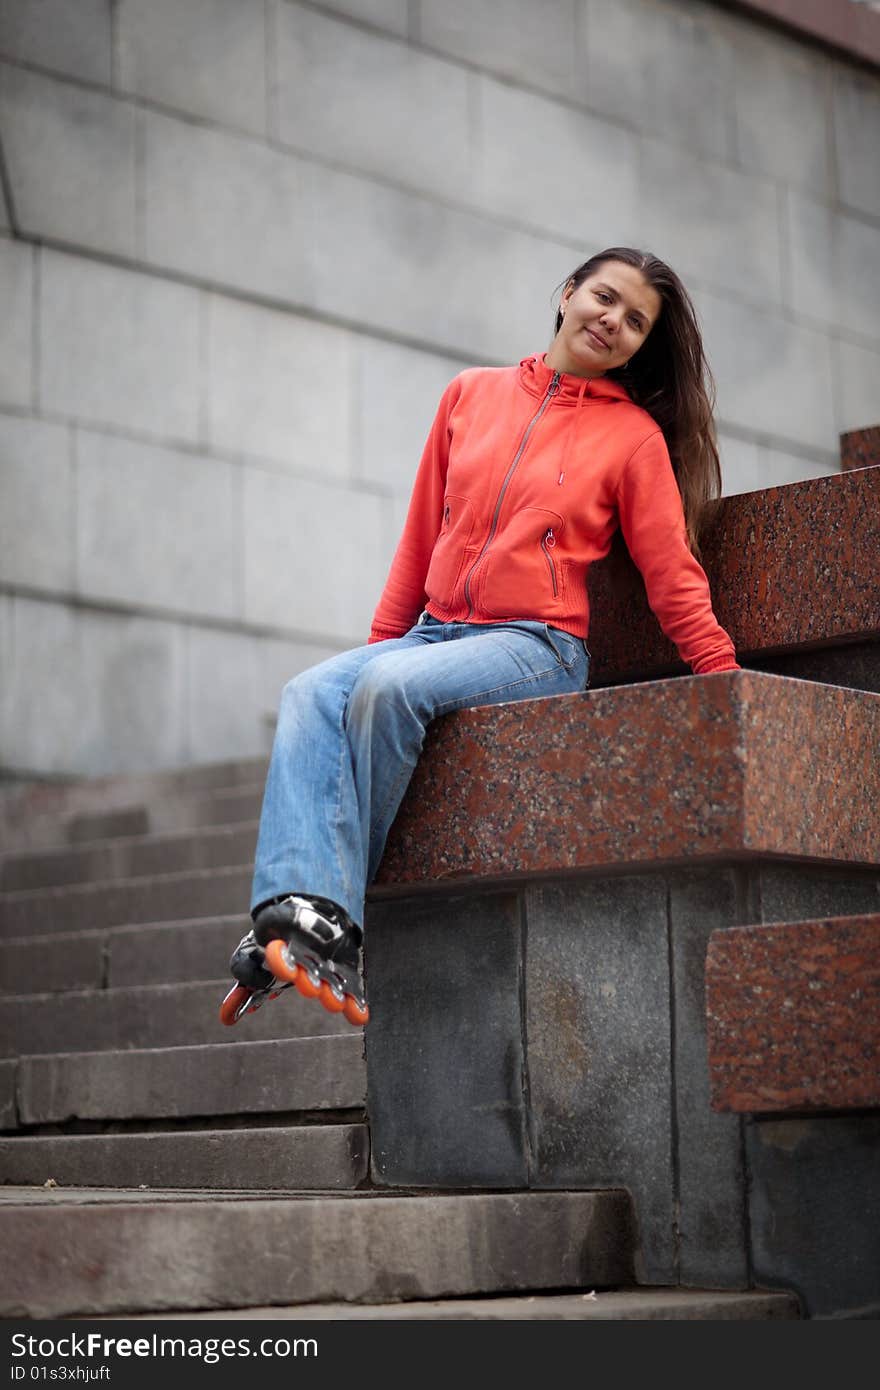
[0,758,267,853]
[0,865,251,937]
[11,1035,366,1126]
[0,1188,634,1319]
[130,1288,801,1320]
[0,916,247,995]
[0,979,358,1058]
[706,912,880,1113]
[0,1123,368,1194]
[64,782,263,844]
[0,821,258,892]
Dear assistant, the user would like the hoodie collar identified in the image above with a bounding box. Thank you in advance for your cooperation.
[518,353,633,406]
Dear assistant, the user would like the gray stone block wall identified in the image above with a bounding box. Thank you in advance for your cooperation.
[364,858,880,1308]
[1,0,878,776]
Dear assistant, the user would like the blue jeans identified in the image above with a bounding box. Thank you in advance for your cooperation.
[250,614,591,927]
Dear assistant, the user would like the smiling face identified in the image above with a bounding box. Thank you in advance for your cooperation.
[546,261,662,378]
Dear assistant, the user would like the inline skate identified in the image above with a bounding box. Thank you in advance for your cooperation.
[218,925,292,1025]
[218,895,369,1028]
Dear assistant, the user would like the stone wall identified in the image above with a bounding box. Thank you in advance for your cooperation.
[1,0,878,776]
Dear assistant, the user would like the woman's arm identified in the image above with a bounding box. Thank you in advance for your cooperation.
[368,374,463,643]
[616,431,740,674]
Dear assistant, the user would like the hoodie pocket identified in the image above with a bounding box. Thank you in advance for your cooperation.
[425,495,476,604]
[477,507,566,618]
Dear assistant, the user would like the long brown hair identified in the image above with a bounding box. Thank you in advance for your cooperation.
[554,247,721,560]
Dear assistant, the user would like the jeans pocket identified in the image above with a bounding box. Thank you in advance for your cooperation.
[543,624,580,670]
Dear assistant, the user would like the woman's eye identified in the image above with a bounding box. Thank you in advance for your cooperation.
[594,291,610,302]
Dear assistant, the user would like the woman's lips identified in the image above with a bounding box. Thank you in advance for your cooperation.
[586,329,609,349]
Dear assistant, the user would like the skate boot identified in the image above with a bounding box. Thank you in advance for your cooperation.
[218,927,293,1026]
[252,894,369,1027]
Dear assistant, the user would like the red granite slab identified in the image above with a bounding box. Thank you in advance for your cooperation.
[840,425,880,472]
[587,467,879,684]
[706,914,880,1113]
[374,671,880,891]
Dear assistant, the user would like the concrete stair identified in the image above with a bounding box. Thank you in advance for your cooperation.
[0,760,800,1320]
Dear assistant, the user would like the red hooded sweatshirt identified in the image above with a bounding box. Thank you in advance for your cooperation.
[369,353,740,675]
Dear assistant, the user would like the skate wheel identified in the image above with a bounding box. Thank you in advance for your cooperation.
[295,966,322,999]
[219,983,251,1026]
[343,995,370,1027]
[265,938,298,984]
[319,980,346,1013]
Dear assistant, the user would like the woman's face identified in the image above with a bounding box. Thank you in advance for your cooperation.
[549,262,662,378]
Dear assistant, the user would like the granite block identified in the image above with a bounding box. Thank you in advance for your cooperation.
[841,425,880,472]
[668,870,747,1288]
[524,877,675,1284]
[833,66,880,221]
[696,285,836,450]
[365,892,528,1187]
[756,863,880,925]
[835,345,880,446]
[706,914,880,1113]
[586,468,879,685]
[117,0,267,137]
[0,237,33,409]
[0,0,112,84]
[39,250,200,445]
[206,294,354,477]
[419,0,579,102]
[0,414,73,592]
[583,0,733,162]
[751,642,880,695]
[374,672,880,891]
[477,75,640,248]
[746,1115,880,1319]
[0,65,137,258]
[276,6,471,206]
[639,136,782,305]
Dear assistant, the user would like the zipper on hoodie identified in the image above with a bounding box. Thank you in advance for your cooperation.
[463,371,561,617]
[540,528,558,597]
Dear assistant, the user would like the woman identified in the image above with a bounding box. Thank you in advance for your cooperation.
[220,246,740,1029]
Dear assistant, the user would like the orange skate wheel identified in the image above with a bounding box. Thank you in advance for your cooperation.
[343,996,370,1027]
[219,983,251,1026]
[265,938,298,984]
[295,966,322,999]
[319,980,346,1014]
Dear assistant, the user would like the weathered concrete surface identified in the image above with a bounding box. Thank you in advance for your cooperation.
[524,877,674,1284]
[0,864,253,937]
[0,1189,634,1318]
[746,1115,880,1319]
[366,858,880,1299]
[0,1123,368,1193]
[111,1289,801,1320]
[0,1059,16,1130]
[17,1035,366,1123]
[365,893,527,1187]
[0,980,355,1057]
[0,915,247,995]
[668,869,747,1288]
